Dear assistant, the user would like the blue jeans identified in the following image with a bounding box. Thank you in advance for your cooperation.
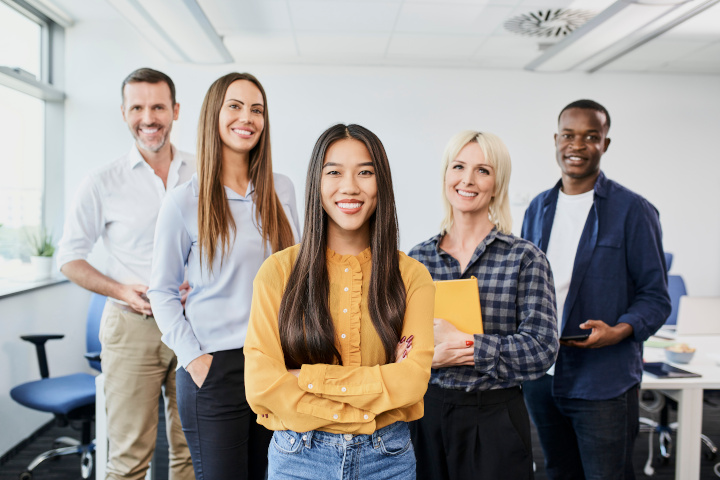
[267,421,415,480]
[523,374,639,480]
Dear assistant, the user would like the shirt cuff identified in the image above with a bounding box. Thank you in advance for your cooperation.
[473,333,501,372]
[176,347,206,370]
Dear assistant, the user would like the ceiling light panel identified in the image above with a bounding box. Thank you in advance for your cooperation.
[196,0,291,35]
[107,0,187,62]
[139,0,232,63]
[288,1,401,33]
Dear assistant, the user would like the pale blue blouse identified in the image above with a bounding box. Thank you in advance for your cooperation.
[148,173,300,368]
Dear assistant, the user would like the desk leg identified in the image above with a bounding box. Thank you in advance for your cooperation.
[674,388,703,480]
[95,374,107,480]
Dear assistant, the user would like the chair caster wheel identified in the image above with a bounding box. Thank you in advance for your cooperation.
[704,450,717,461]
[656,455,670,466]
[19,471,33,480]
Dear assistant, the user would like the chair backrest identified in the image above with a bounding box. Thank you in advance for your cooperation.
[664,252,673,272]
[676,296,720,335]
[664,275,687,326]
[86,293,106,372]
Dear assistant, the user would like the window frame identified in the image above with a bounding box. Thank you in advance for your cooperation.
[0,0,67,296]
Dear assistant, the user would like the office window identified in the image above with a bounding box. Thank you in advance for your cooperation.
[0,1,42,79]
[0,0,64,280]
[0,84,44,260]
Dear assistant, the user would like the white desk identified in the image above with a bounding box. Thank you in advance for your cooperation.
[641,335,720,480]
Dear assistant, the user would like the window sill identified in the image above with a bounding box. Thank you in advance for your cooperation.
[0,275,69,299]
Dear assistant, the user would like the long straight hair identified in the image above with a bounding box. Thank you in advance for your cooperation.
[278,124,406,368]
[197,72,294,271]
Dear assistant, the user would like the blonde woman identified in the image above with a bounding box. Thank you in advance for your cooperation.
[148,72,300,479]
[408,131,558,479]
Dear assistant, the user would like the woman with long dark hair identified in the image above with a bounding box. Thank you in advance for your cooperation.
[148,72,300,479]
[244,124,434,479]
[408,130,558,479]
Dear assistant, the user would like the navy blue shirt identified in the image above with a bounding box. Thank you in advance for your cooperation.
[521,172,671,400]
[409,228,558,392]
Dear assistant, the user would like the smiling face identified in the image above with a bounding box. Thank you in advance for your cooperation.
[218,79,265,158]
[555,107,611,189]
[444,141,496,218]
[321,138,378,248]
[121,81,178,154]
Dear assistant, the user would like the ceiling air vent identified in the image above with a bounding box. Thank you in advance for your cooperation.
[504,9,596,48]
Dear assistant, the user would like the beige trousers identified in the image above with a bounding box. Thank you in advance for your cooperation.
[99,302,194,480]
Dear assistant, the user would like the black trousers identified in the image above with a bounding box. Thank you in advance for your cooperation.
[176,348,272,480]
[410,384,534,480]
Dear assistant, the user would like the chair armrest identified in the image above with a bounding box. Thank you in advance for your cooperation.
[84,351,101,362]
[20,334,65,379]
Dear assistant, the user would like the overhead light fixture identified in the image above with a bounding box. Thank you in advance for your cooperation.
[107,0,233,64]
[525,0,720,73]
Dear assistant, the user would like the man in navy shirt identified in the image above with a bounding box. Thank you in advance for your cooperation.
[521,99,671,479]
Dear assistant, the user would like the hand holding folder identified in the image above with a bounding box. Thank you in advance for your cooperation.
[433,277,483,335]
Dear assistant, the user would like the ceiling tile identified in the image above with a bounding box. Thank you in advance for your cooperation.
[395,3,515,35]
[475,34,542,59]
[197,0,291,35]
[223,32,298,59]
[295,33,390,56]
[386,33,485,57]
[288,1,401,33]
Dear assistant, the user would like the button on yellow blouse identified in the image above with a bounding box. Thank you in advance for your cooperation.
[244,244,435,435]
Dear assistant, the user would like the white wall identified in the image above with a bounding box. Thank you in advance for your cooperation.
[0,283,92,455]
[64,16,720,295]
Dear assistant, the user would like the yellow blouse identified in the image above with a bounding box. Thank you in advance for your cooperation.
[244,244,435,434]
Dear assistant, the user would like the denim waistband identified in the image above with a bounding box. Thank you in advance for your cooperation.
[298,421,407,449]
[426,383,521,407]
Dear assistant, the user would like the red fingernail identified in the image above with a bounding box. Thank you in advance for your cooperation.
[402,351,407,358]
[407,335,414,342]
[466,340,473,347]
[400,336,406,342]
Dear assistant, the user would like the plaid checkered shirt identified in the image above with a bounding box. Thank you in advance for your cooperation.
[408,228,558,392]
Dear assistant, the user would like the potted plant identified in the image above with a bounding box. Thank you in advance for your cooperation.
[27,227,55,279]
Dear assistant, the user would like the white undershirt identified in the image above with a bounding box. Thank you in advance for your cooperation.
[545,188,594,375]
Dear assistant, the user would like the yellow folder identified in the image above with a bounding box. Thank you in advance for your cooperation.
[433,277,483,334]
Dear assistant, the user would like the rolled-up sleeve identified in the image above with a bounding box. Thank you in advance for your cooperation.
[57,176,103,269]
[473,250,559,382]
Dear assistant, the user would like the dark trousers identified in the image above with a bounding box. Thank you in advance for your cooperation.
[410,384,533,480]
[523,374,639,480]
[176,348,272,480]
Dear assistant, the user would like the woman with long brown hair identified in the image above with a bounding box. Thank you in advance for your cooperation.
[244,124,435,479]
[148,72,300,479]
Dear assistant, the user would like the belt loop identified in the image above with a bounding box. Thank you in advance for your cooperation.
[476,390,483,407]
[302,431,313,448]
[372,429,382,449]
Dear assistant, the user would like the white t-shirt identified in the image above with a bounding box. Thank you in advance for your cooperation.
[545,188,594,375]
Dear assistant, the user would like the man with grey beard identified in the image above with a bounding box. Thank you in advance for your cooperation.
[57,68,195,480]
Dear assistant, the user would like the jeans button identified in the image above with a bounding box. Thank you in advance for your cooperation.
[343,434,353,441]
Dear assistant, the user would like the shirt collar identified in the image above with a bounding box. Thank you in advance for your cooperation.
[127,143,181,170]
[432,226,512,256]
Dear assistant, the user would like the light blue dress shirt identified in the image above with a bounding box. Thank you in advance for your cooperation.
[148,173,301,368]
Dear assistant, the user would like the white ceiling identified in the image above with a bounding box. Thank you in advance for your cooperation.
[51,0,720,74]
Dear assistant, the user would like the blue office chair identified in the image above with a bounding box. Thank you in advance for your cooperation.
[10,293,106,480]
